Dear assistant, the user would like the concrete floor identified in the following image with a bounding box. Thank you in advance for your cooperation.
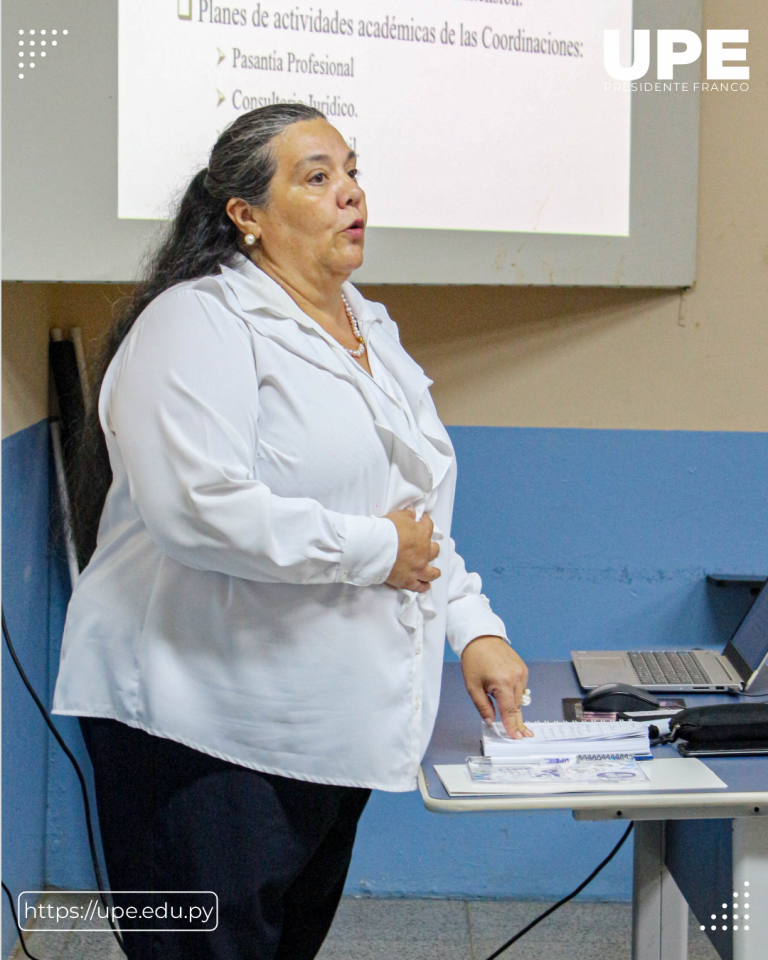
[10,893,721,960]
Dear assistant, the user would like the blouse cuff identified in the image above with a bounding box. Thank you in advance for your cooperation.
[445,594,510,658]
[334,514,399,587]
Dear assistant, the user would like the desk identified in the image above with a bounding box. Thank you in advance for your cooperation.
[420,662,768,960]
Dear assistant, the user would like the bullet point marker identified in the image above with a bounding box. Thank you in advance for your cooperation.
[217,90,225,106]
[217,48,225,65]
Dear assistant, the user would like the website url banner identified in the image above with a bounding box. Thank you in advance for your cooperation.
[18,891,218,932]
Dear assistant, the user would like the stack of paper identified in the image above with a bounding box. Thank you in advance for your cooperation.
[483,720,652,760]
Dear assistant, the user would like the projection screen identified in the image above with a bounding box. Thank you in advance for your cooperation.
[2,0,702,284]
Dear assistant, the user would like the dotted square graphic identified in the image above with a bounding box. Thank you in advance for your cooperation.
[17,28,68,79]
[701,881,751,934]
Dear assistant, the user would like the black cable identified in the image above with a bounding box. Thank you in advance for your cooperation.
[2,882,44,960]
[2,608,125,954]
[481,822,634,960]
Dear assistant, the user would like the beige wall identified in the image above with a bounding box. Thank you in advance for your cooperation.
[2,282,134,438]
[3,0,767,440]
[2,284,52,439]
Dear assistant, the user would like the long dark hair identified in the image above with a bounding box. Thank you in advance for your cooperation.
[71,103,325,566]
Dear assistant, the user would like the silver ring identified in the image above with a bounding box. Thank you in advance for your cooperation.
[521,688,532,707]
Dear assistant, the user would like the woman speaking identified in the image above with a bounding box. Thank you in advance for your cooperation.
[53,104,531,960]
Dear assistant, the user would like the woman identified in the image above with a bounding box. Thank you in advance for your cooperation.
[53,103,531,960]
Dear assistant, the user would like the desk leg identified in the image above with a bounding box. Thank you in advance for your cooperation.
[733,818,768,960]
[632,821,688,960]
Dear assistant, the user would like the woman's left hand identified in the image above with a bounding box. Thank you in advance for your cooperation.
[460,636,533,739]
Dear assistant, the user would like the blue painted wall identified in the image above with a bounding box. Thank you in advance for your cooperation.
[2,421,106,960]
[2,422,53,958]
[3,424,767,951]
[448,427,768,659]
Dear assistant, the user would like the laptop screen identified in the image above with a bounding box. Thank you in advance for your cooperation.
[725,581,768,679]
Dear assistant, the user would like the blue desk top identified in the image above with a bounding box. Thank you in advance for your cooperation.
[422,661,768,804]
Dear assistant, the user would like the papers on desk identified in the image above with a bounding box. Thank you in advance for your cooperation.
[432,719,727,797]
[483,720,653,760]
[469,755,649,787]
[434,758,728,797]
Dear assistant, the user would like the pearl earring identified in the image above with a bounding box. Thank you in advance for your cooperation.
[244,233,256,246]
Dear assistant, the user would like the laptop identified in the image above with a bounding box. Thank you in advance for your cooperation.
[572,578,768,693]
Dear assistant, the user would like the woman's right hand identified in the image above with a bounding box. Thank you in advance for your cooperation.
[384,509,441,593]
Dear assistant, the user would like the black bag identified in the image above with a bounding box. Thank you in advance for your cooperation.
[669,702,768,755]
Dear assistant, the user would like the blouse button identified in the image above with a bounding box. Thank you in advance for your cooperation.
[414,697,421,710]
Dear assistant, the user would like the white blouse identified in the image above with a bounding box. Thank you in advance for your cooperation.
[52,255,508,791]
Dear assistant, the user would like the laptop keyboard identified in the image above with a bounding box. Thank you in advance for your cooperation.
[628,651,712,685]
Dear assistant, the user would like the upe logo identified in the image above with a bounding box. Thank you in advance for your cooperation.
[604,29,749,81]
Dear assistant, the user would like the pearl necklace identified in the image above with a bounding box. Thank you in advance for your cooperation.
[341,293,366,358]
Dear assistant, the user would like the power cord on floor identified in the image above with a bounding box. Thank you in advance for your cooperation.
[2,607,125,956]
[2,882,44,960]
[481,822,634,960]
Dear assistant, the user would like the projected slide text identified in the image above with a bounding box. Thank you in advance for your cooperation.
[119,0,631,235]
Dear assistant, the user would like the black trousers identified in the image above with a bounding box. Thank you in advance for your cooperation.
[79,717,370,960]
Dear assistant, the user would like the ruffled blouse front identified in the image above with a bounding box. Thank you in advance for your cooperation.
[52,255,507,791]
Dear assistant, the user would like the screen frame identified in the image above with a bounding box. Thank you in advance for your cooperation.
[724,582,768,689]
